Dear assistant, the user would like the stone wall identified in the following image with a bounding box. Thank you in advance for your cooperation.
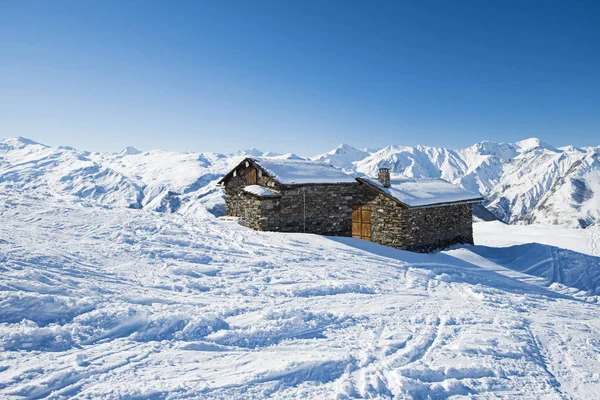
[360,190,473,252]
[259,197,281,231]
[277,183,375,236]
[400,203,474,252]
[224,164,280,231]
[368,193,407,248]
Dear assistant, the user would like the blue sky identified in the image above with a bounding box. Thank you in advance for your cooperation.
[1,0,598,155]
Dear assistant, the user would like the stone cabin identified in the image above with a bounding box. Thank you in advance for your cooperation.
[218,157,483,252]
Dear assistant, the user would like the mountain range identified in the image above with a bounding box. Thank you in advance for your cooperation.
[1,136,598,228]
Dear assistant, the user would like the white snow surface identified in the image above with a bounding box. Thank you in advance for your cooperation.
[2,137,599,398]
[243,185,280,197]
[360,176,482,207]
[1,185,600,398]
[249,157,357,184]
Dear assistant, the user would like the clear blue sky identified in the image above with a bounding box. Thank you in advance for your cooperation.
[1,0,598,155]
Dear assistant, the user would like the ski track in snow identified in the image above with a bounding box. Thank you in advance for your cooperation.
[1,193,600,399]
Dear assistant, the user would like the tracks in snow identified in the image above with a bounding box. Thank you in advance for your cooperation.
[2,197,600,398]
[585,227,600,256]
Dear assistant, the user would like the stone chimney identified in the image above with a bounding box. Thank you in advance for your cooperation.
[378,168,390,188]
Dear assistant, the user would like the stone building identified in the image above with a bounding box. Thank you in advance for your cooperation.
[218,157,483,252]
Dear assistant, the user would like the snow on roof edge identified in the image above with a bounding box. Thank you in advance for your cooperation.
[358,177,483,208]
[243,185,280,197]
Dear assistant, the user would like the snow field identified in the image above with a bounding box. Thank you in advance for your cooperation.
[1,193,600,398]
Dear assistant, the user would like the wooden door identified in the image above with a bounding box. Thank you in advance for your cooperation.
[352,206,371,240]
[245,168,257,185]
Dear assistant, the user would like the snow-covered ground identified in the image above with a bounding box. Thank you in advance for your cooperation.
[1,190,599,399]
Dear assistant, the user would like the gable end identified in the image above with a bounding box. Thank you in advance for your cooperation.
[217,158,278,186]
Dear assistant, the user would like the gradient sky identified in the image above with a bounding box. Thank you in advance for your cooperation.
[1,0,599,155]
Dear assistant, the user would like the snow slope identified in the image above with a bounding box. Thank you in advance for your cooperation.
[88,147,237,217]
[0,137,144,209]
[0,137,246,219]
[1,188,600,398]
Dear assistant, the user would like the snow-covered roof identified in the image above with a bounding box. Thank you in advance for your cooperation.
[359,176,483,208]
[251,157,356,185]
[243,185,280,197]
[248,157,357,185]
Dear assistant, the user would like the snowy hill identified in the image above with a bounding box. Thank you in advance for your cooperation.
[0,137,144,209]
[0,137,243,218]
[1,189,599,398]
[485,145,600,227]
[1,136,599,228]
[87,148,238,217]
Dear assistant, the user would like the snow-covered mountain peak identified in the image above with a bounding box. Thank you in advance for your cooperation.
[311,143,369,170]
[333,142,359,152]
[375,144,413,155]
[270,153,305,160]
[262,151,282,157]
[559,145,585,153]
[0,136,46,151]
[355,145,454,180]
[234,147,264,157]
[119,146,142,155]
[515,137,558,153]
[462,140,518,161]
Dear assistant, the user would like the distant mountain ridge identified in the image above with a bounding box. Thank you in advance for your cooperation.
[323,139,599,228]
[311,143,371,171]
[1,136,598,228]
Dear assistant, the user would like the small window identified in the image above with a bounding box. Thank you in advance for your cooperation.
[245,168,257,185]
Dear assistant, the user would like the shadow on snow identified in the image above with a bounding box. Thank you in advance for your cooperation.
[326,236,600,301]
